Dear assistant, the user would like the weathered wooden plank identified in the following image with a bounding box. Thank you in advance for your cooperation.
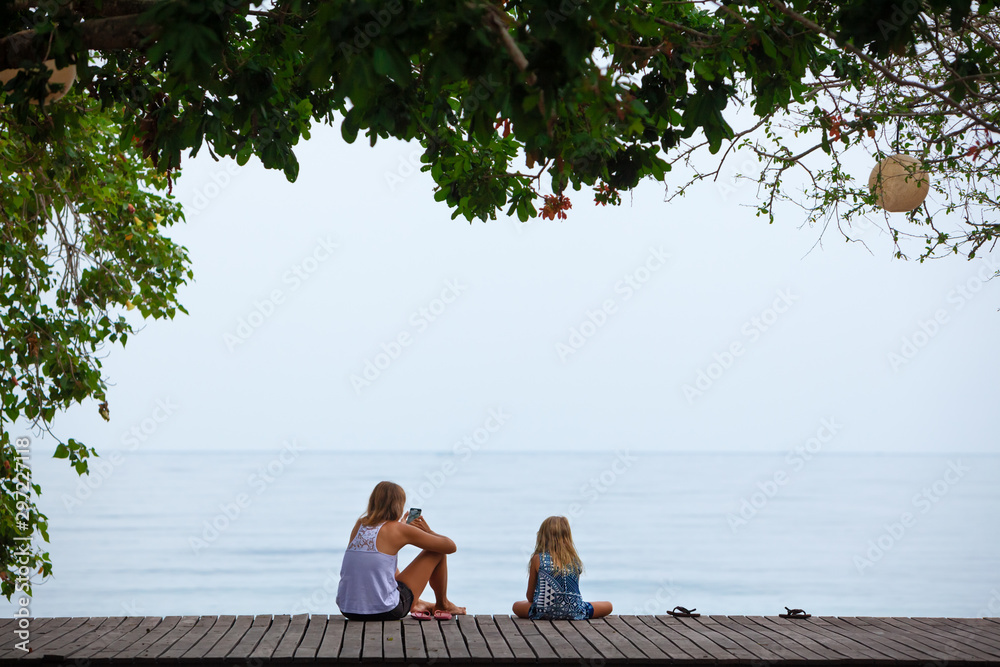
[853,616,972,662]
[98,615,178,661]
[587,618,650,662]
[824,617,939,662]
[439,616,471,660]
[813,616,910,662]
[753,617,850,662]
[400,617,427,661]
[959,619,1000,645]
[133,615,200,662]
[224,614,272,661]
[683,615,763,663]
[11,616,61,635]
[27,616,120,660]
[576,619,629,662]
[2,615,55,643]
[456,615,492,663]
[182,615,236,660]
[64,616,142,659]
[25,616,111,661]
[202,615,255,660]
[13,616,64,657]
[294,615,331,660]
[338,617,364,661]
[511,616,558,660]
[932,618,1000,654]
[911,617,1000,658]
[602,615,672,663]
[537,620,583,660]
[789,617,896,664]
[0,617,27,653]
[96,616,171,660]
[752,615,845,662]
[644,615,733,662]
[474,615,516,662]
[724,615,814,663]
[361,621,383,661]
[422,616,450,661]
[156,615,220,660]
[622,615,705,661]
[0,624,32,659]
[494,615,538,660]
[0,617,75,658]
[382,619,405,663]
[273,614,310,663]
[250,614,291,660]
[17,616,98,659]
[399,616,427,662]
[13,613,1000,666]
[739,616,828,662]
[705,615,785,663]
[873,617,990,662]
[316,616,347,660]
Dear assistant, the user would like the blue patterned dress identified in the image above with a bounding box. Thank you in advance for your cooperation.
[528,552,592,620]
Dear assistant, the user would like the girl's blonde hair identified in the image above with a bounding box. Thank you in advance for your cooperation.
[533,516,583,574]
[360,481,406,527]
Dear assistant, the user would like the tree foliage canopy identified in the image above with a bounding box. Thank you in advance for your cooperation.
[1,0,998,594]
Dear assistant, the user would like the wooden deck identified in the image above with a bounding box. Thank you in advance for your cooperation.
[1,615,999,666]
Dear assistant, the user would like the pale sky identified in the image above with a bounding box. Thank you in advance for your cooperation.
[16,122,1000,457]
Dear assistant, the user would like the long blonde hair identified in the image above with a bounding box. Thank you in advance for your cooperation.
[360,481,406,527]
[533,516,583,574]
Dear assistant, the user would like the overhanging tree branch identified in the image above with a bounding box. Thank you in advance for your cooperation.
[0,14,152,69]
[11,0,160,17]
[764,0,1000,135]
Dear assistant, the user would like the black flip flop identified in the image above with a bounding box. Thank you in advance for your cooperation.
[667,606,700,618]
[779,606,811,619]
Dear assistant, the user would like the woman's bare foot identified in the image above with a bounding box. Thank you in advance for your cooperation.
[410,598,435,615]
[435,600,467,615]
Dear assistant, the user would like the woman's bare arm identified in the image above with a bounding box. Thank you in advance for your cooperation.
[380,515,456,554]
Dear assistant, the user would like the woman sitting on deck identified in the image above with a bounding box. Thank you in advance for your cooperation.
[336,481,465,621]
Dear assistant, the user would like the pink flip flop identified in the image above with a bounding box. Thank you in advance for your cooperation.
[433,610,453,621]
[410,610,433,621]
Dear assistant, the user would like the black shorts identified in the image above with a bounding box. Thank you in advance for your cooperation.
[343,581,413,621]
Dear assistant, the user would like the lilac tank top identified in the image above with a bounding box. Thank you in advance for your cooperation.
[336,522,400,614]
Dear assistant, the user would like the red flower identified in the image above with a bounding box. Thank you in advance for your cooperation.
[541,194,572,220]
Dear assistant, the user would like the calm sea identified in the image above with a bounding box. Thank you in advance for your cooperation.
[5,449,999,619]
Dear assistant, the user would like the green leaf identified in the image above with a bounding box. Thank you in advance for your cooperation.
[341,115,360,144]
[760,33,778,60]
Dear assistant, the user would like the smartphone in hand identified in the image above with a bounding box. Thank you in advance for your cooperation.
[406,508,422,524]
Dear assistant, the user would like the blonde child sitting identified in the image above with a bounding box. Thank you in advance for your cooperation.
[512,516,612,619]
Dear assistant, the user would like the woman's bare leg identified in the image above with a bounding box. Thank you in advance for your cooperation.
[397,550,465,615]
[512,601,531,618]
[428,552,465,615]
